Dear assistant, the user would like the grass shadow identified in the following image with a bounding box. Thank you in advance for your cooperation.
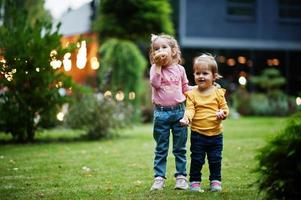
[0,127,134,145]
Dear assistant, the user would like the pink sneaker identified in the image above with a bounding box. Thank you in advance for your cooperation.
[210,180,222,192]
[190,181,204,192]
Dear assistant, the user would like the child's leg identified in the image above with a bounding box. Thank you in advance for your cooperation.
[171,120,187,177]
[153,110,171,178]
[207,134,223,181]
[189,131,206,182]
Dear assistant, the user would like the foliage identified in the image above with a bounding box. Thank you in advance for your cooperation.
[231,87,252,115]
[231,68,297,116]
[93,0,174,42]
[0,0,51,27]
[64,93,133,139]
[250,68,286,97]
[254,112,301,200]
[0,1,76,142]
[231,89,297,116]
[98,38,147,119]
[140,78,153,123]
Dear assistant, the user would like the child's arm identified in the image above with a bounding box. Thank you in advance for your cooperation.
[150,53,169,88]
[216,109,227,120]
[149,65,162,89]
[180,66,190,93]
[154,52,168,67]
[179,115,189,126]
[180,93,195,126]
[216,89,229,120]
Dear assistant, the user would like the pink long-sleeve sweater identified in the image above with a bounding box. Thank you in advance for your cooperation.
[150,63,189,106]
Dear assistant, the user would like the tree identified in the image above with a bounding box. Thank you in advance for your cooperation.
[0,0,51,26]
[250,68,286,97]
[0,0,75,142]
[93,0,174,42]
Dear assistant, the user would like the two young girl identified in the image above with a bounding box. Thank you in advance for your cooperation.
[149,33,229,192]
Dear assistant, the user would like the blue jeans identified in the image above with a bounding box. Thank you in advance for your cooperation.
[153,103,187,178]
[189,131,223,182]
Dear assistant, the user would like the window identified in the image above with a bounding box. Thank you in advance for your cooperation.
[226,0,256,21]
[278,0,301,22]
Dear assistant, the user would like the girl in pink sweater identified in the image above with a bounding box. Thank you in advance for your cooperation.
[149,33,189,191]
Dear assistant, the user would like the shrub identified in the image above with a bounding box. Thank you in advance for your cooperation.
[249,93,271,115]
[231,68,297,116]
[0,4,75,142]
[64,93,132,139]
[254,112,301,200]
[230,87,252,115]
[231,88,297,116]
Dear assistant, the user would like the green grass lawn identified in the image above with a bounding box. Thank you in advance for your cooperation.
[0,117,287,200]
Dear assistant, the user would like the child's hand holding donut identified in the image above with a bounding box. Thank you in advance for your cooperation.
[154,52,168,67]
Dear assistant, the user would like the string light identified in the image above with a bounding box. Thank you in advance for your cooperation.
[63,53,72,71]
[238,76,247,86]
[129,92,136,100]
[227,58,236,66]
[115,91,125,101]
[238,56,246,64]
[296,97,301,106]
[91,57,100,70]
[76,40,87,69]
[104,91,112,99]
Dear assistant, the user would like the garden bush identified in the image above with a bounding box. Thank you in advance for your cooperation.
[231,68,297,116]
[0,3,75,142]
[254,111,301,200]
[230,87,252,115]
[64,93,133,139]
[231,88,297,116]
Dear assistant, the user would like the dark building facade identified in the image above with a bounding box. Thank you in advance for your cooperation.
[177,0,301,96]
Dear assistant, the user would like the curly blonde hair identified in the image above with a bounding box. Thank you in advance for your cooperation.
[193,53,222,79]
[149,33,182,65]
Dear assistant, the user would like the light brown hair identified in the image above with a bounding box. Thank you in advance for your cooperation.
[193,53,222,79]
[149,33,182,64]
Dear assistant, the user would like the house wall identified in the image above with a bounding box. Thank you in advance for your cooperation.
[179,0,301,50]
[177,0,301,95]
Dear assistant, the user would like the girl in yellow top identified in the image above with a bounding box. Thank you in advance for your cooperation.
[180,53,229,192]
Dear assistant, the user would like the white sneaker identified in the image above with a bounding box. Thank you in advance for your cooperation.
[174,175,188,190]
[150,177,165,191]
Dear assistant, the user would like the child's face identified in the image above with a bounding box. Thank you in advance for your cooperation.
[193,63,216,90]
[152,38,174,66]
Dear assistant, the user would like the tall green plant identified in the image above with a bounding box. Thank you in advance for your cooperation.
[0,0,51,27]
[99,39,147,111]
[93,0,174,42]
[0,1,75,142]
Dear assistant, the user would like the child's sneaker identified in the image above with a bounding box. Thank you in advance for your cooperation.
[210,180,222,192]
[190,181,203,192]
[174,175,188,190]
[150,176,165,191]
